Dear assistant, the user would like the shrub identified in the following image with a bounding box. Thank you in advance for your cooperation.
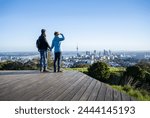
[88,61,110,82]
[145,72,150,84]
[125,65,145,81]
[1,61,24,70]
[0,60,38,70]
[120,65,146,86]
[71,63,89,68]
[112,85,150,101]
[136,61,150,73]
[108,70,124,85]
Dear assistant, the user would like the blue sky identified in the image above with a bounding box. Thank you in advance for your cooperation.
[0,0,150,52]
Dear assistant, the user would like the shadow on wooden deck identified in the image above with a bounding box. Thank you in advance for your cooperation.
[0,70,135,101]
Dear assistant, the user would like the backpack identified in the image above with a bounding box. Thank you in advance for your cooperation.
[36,38,41,49]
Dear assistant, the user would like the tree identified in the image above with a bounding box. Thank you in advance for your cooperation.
[88,61,110,82]
[136,61,150,73]
[1,61,24,70]
[24,60,38,70]
[125,66,145,81]
[120,65,145,87]
[0,60,38,70]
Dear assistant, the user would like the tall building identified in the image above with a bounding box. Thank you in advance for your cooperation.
[98,51,101,57]
[86,51,91,56]
[103,49,108,56]
[94,50,96,56]
[109,50,112,55]
[76,45,80,57]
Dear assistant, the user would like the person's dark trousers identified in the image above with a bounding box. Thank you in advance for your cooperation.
[54,52,61,72]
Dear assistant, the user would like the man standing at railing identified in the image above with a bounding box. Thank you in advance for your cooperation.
[50,32,65,72]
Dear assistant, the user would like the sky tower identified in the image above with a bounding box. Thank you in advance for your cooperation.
[76,45,79,57]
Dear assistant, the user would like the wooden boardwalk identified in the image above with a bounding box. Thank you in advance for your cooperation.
[0,70,135,101]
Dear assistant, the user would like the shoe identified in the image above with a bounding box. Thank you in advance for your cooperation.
[40,68,43,72]
[43,69,50,72]
[58,70,63,73]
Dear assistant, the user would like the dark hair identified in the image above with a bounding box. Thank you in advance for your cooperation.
[54,32,59,36]
[41,29,46,37]
[41,29,46,33]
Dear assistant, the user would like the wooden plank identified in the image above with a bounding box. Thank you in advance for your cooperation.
[0,73,48,100]
[53,74,86,101]
[0,73,42,98]
[96,83,107,101]
[35,71,79,100]
[104,85,114,101]
[15,71,74,100]
[0,73,39,89]
[88,81,102,101]
[71,76,93,101]
[36,71,81,100]
[0,74,30,86]
[0,70,38,76]
[29,71,77,100]
[121,92,131,101]
[79,78,97,101]
[0,71,66,100]
[41,73,82,100]
[0,75,21,83]
[62,75,88,101]
[0,71,42,89]
[17,73,65,100]
[0,71,39,85]
[113,89,122,101]
[0,70,135,101]
[30,72,69,98]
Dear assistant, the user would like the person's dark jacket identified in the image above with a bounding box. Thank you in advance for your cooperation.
[38,35,50,50]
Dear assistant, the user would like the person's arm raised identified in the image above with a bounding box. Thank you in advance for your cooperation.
[59,33,65,41]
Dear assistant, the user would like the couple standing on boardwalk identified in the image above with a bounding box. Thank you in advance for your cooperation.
[36,29,65,72]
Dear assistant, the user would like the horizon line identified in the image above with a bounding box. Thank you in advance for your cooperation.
[0,50,150,53]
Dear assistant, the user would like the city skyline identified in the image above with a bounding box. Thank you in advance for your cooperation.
[0,0,150,52]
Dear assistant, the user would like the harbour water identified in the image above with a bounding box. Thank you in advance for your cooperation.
[0,51,150,61]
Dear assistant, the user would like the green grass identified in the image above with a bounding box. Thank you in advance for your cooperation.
[65,67,150,100]
[112,85,150,101]
[109,67,125,72]
[64,67,88,73]
[65,67,125,73]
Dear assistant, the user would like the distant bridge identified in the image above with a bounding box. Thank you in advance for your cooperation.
[0,70,135,101]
